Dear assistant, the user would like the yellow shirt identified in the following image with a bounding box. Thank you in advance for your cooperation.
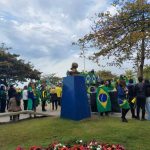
[55,86,62,98]
[50,88,56,94]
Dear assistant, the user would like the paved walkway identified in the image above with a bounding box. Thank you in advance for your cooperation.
[0,103,147,123]
[0,104,60,123]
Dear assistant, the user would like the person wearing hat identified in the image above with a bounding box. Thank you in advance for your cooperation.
[68,62,80,76]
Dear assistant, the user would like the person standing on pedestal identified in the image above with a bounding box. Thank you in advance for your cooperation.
[61,63,91,120]
[68,62,80,76]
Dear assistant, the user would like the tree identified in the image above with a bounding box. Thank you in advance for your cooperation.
[125,69,135,79]
[41,73,62,86]
[143,65,150,79]
[0,43,41,86]
[77,0,150,77]
[96,70,117,80]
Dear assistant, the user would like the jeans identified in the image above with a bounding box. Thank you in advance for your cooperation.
[136,96,146,119]
[145,97,150,120]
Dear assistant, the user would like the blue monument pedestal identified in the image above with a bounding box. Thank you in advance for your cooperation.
[61,76,91,121]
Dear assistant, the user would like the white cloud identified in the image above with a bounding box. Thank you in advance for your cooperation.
[76,18,91,31]
[106,5,118,15]
[0,0,127,78]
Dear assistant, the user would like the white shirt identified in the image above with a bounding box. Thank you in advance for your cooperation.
[22,89,28,100]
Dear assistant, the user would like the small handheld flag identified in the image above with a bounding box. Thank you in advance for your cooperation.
[131,97,136,103]
[118,98,130,109]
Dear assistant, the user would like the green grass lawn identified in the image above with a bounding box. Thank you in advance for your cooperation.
[0,116,149,150]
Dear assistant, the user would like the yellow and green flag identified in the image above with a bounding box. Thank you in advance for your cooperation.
[96,85,111,112]
[118,99,130,109]
[87,86,96,94]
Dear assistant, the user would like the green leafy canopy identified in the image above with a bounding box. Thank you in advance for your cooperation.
[77,0,150,77]
[0,43,41,86]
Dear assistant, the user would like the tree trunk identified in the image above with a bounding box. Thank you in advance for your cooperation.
[138,4,145,78]
[138,38,145,78]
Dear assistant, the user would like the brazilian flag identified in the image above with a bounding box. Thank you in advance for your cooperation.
[87,86,96,94]
[91,74,97,84]
[85,74,91,85]
[118,99,130,109]
[96,85,111,113]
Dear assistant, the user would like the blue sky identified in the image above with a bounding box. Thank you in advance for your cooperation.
[0,0,129,77]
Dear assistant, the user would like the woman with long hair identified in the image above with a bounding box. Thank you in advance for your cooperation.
[117,80,130,122]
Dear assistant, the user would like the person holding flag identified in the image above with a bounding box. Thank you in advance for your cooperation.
[41,86,48,111]
[96,81,111,116]
[127,79,136,118]
[88,84,98,112]
[117,80,130,122]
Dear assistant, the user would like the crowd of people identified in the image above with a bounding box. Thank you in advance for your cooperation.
[117,76,150,122]
[88,76,150,122]
[0,83,62,121]
[0,74,150,123]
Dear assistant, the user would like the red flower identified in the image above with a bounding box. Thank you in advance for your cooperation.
[16,145,24,150]
[60,147,69,150]
[29,146,42,150]
[16,141,125,150]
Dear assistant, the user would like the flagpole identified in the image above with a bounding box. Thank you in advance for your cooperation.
[84,52,85,72]
[81,44,86,72]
